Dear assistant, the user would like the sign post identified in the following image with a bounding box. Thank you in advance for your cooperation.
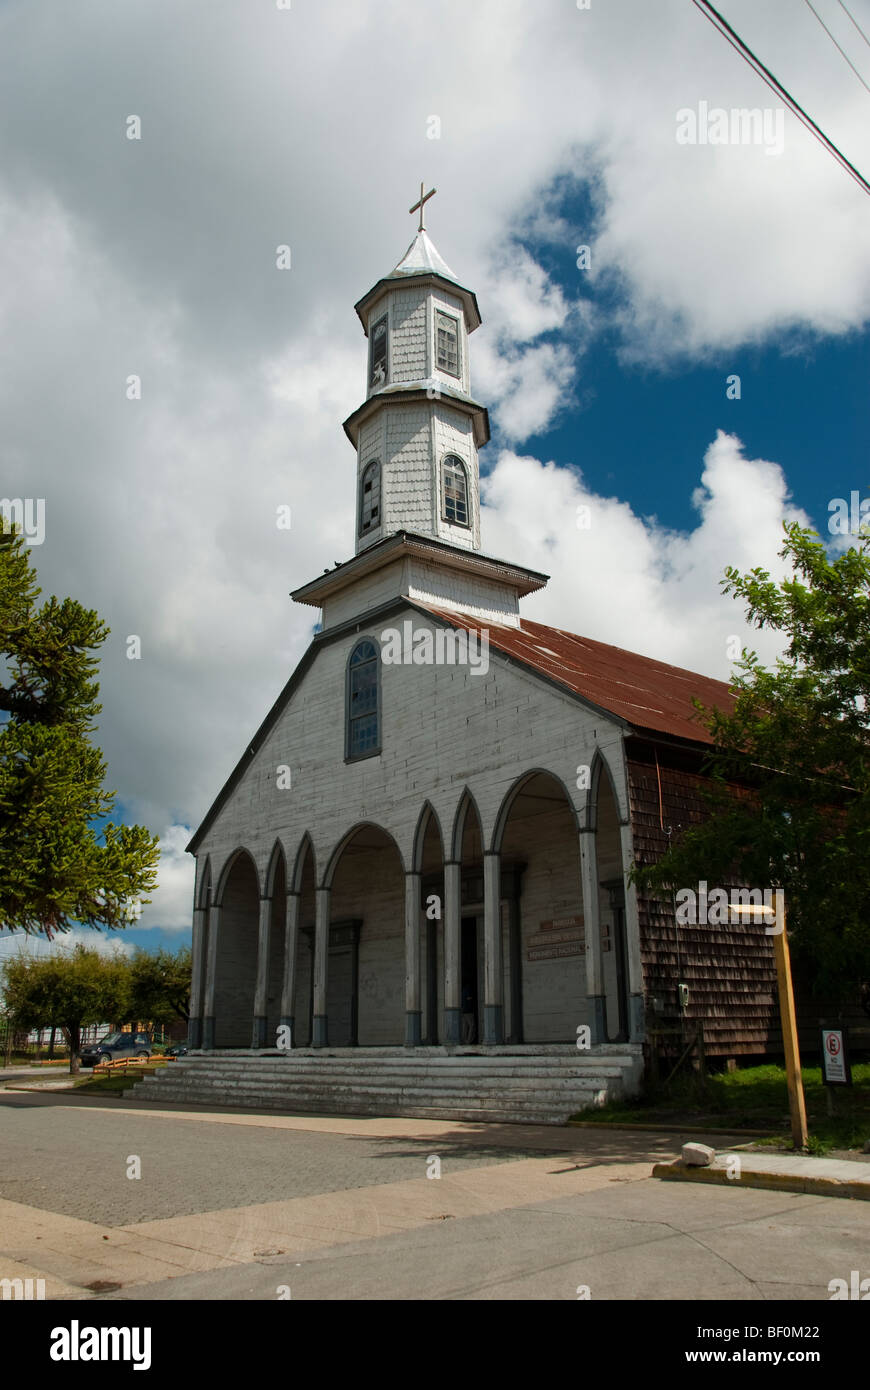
[820,1026,851,1115]
[729,893,808,1150]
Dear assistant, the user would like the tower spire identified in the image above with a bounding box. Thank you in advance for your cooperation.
[409,182,436,232]
[344,202,489,558]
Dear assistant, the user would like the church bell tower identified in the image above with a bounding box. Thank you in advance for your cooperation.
[291,188,547,631]
[342,185,490,555]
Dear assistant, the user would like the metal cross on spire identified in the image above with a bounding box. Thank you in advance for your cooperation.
[409,182,436,232]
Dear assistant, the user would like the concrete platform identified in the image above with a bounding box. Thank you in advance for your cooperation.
[135,1046,646,1125]
[654,1148,870,1201]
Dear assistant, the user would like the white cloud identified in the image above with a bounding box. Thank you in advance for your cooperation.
[481,246,571,344]
[0,930,135,963]
[471,245,591,443]
[481,430,811,678]
[136,824,196,932]
[474,340,578,443]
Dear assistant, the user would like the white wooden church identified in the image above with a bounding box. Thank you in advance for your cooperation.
[146,191,777,1123]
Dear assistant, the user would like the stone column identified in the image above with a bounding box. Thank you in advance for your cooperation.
[404,871,422,1046]
[312,886,330,1047]
[203,901,222,1051]
[188,903,206,1049]
[482,850,504,1044]
[279,890,301,1048]
[579,829,606,1044]
[619,821,646,1042]
[252,894,271,1049]
[443,861,461,1045]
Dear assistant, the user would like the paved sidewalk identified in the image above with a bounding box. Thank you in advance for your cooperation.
[655,1148,870,1200]
[5,1076,80,1091]
[0,1065,72,1083]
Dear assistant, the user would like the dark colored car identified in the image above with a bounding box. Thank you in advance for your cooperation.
[79,1032,152,1068]
[165,1043,188,1057]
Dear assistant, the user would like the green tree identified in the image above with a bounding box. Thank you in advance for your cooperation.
[128,947,191,1027]
[632,522,870,995]
[0,528,159,936]
[2,945,132,1073]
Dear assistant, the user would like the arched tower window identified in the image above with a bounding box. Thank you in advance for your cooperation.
[442,455,469,527]
[359,460,381,537]
[346,639,380,759]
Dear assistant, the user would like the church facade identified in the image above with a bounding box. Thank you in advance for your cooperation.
[184,204,780,1089]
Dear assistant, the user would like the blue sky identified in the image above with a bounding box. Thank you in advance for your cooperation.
[493,183,870,537]
[520,314,870,541]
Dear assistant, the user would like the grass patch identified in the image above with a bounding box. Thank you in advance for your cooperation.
[573,1062,870,1153]
[73,1061,166,1095]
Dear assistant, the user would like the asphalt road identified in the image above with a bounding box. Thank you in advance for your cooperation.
[1,1091,868,1301]
[0,1091,531,1226]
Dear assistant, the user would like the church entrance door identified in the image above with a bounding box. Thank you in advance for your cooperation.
[306,919,360,1047]
[327,946,354,1046]
[460,916,480,1044]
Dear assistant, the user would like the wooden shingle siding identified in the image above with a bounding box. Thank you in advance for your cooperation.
[627,739,779,1056]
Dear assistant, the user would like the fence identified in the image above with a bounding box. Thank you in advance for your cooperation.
[645,1023,707,1089]
[93,1055,176,1074]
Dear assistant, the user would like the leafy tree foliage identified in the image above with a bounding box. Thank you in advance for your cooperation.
[633,523,870,995]
[128,946,191,1024]
[0,528,159,936]
[2,945,131,1073]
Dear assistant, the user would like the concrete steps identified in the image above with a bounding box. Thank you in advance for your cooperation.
[135,1046,643,1125]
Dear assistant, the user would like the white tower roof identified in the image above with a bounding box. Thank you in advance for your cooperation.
[389,229,460,283]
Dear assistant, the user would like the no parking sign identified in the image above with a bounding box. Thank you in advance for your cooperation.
[821,1028,852,1086]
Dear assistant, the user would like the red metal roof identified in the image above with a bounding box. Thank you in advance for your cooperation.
[415,605,736,745]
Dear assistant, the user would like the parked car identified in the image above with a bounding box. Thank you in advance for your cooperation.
[79,1032,152,1068]
[165,1042,188,1057]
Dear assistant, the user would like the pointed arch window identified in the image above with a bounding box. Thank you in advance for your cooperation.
[359,460,381,537]
[346,639,380,759]
[442,455,469,527]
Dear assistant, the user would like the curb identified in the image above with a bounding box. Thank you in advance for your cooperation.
[2,1083,125,1096]
[3,1083,78,1092]
[653,1159,870,1201]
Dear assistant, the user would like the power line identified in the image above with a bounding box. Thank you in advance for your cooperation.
[837,0,870,52]
[692,0,870,196]
[803,0,870,95]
